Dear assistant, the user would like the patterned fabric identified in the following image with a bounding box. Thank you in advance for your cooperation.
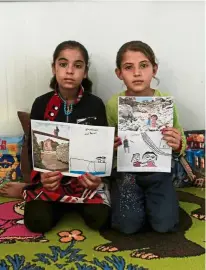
[44,87,84,121]
[0,136,23,187]
[23,88,110,206]
[111,173,145,232]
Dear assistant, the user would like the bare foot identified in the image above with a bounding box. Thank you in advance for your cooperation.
[0,239,16,244]
[192,213,206,221]
[0,182,27,199]
[94,244,119,252]
[131,250,159,260]
[19,237,49,243]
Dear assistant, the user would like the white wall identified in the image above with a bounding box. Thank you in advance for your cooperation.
[0,1,205,136]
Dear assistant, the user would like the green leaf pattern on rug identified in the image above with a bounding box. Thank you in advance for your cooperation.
[0,240,147,270]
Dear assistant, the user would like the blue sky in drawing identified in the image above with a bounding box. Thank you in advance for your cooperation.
[135,97,153,102]
[31,120,70,144]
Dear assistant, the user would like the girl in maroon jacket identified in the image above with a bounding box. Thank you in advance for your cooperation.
[6,41,111,234]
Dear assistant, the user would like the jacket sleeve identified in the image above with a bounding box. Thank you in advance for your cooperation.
[96,99,108,127]
[106,99,117,128]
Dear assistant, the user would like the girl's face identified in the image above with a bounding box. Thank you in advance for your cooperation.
[151,115,157,120]
[52,48,87,91]
[133,154,140,162]
[116,51,157,94]
[143,153,157,161]
[14,202,25,216]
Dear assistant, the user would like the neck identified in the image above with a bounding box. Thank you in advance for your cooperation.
[126,87,154,97]
[58,86,79,101]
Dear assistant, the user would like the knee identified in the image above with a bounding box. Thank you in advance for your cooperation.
[82,204,111,230]
[112,212,145,235]
[24,201,54,233]
[151,217,179,233]
[115,218,144,235]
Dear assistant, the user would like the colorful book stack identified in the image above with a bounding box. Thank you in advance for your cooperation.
[184,130,205,187]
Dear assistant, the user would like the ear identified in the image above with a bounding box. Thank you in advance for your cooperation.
[115,68,124,80]
[52,63,55,76]
[84,70,88,79]
[153,64,158,77]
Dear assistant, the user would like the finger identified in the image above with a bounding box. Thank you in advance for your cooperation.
[114,136,119,142]
[165,140,181,149]
[163,135,180,143]
[115,136,122,143]
[44,180,60,189]
[162,131,181,140]
[41,177,61,185]
[0,190,8,195]
[85,174,101,187]
[82,175,96,189]
[167,142,180,150]
[114,140,122,149]
[0,185,8,191]
[114,136,121,142]
[44,181,60,191]
[46,171,62,178]
[84,173,97,182]
[163,128,181,136]
[77,175,89,188]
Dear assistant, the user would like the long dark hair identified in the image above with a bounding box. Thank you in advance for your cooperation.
[50,40,92,92]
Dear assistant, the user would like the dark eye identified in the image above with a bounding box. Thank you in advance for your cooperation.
[140,63,148,69]
[125,65,132,70]
[59,62,67,68]
[75,64,83,69]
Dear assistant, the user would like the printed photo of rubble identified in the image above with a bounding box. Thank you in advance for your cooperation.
[118,96,173,132]
[31,121,69,172]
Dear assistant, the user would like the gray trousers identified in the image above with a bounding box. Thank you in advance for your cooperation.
[111,170,179,234]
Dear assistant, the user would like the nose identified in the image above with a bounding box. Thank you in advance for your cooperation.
[66,64,74,74]
[133,66,141,77]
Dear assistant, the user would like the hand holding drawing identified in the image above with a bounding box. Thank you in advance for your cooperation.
[40,171,63,191]
[114,136,122,150]
[77,173,101,190]
[162,127,181,151]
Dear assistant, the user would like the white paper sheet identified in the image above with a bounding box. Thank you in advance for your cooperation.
[31,120,115,177]
[117,96,173,172]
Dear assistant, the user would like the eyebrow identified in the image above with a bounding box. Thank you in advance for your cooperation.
[122,60,150,66]
[57,58,84,64]
[58,57,68,62]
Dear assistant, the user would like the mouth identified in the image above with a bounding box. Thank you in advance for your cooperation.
[133,80,144,84]
[64,78,75,82]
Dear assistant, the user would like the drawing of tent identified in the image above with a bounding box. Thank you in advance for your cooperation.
[69,157,107,175]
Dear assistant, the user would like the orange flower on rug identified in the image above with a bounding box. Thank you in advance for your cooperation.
[58,230,85,243]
